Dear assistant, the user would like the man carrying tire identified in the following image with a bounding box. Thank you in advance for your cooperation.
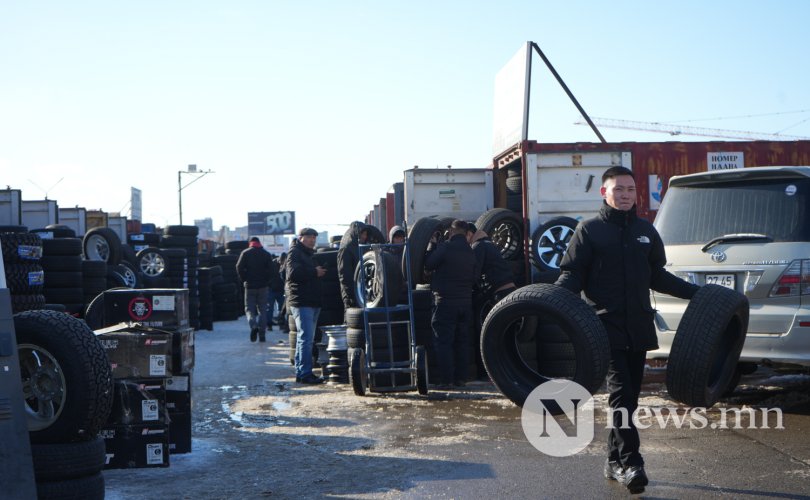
[555,166,699,494]
[236,237,274,343]
[286,228,327,384]
[425,219,479,389]
[337,221,369,310]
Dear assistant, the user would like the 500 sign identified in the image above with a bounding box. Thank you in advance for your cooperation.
[248,211,296,236]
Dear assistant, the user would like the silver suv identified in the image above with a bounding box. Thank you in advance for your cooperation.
[649,166,810,373]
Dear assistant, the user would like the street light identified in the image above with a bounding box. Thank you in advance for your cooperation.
[178,164,215,224]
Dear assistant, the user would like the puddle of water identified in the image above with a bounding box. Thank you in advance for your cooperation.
[272,400,292,411]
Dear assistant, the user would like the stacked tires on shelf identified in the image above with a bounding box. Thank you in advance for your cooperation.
[224,240,249,315]
[211,254,241,321]
[40,233,85,315]
[160,225,200,329]
[0,226,46,313]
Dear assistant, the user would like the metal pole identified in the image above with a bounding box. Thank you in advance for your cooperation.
[178,170,183,225]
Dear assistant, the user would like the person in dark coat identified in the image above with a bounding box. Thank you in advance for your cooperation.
[424,219,479,389]
[337,221,369,309]
[266,254,285,327]
[285,228,326,384]
[466,223,516,378]
[555,166,699,494]
[236,237,274,342]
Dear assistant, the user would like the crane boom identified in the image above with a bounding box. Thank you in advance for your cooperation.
[574,117,810,141]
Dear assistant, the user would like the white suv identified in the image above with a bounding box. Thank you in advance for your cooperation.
[649,166,810,375]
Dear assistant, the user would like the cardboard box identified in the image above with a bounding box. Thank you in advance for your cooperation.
[168,412,192,454]
[171,328,195,373]
[108,378,168,425]
[103,288,189,329]
[166,374,192,413]
[101,424,170,469]
[96,325,173,379]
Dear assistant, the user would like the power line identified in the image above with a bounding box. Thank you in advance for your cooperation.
[665,109,810,124]
[574,117,810,141]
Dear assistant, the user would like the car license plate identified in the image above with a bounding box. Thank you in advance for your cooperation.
[705,274,735,289]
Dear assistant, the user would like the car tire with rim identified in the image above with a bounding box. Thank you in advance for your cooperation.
[82,227,122,265]
[529,217,578,272]
[475,209,523,261]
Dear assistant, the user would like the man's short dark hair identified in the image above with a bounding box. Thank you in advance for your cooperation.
[602,166,634,184]
[450,219,469,232]
[249,236,260,243]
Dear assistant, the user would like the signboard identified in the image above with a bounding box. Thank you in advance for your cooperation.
[708,152,744,171]
[493,42,532,155]
[131,187,142,221]
[649,174,662,211]
[248,211,296,236]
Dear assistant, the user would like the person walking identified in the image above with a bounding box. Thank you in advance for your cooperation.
[236,237,274,343]
[285,228,327,384]
[555,166,699,494]
[337,221,369,310]
[424,219,479,389]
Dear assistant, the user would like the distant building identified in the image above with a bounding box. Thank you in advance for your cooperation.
[194,218,214,240]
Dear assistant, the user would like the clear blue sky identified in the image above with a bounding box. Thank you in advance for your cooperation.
[2,1,808,237]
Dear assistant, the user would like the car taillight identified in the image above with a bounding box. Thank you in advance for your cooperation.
[769,259,810,297]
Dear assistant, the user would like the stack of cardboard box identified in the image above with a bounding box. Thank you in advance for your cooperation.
[95,289,194,469]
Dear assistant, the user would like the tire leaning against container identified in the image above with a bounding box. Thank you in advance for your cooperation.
[529,216,579,272]
[480,283,610,407]
[475,208,524,261]
[403,216,445,289]
[666,284,749,408]
[82,227,122,265]
[14,310,113,443]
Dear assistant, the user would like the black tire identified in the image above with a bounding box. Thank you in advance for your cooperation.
[475,209,523,261]
[480,284,610,407]
[225,240,249,252]
[163,225,199,236]
[14,310,113,443]
[11,293,46,313]
[40,255,83,272]
[5,262,45,293]
[529,217,579,271]
[666,284,749,408]
[403,216,445,288]
[0,225,28,233]
[80,260,107,278]
[82,227,122,265]
[31,436,106,481]
[136,247,169,278]
[120,243,138,266]
[35,224,77,238]
[505,175,522,194]
[1,232,43,263]
[348,348,367,396]
[346,327,365,349]
[116,261,142,288]
[416,345,429,395]
[35,472,105,500]
[42,238,83,257]
[353,251,402,308]
[345,307,409,329]
[160,234,198,247]
[43,288,84,305]
[43,271,83,288]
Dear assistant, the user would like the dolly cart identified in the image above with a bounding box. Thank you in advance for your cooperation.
[348,240,428,396]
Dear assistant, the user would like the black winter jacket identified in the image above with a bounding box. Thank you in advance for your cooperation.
[285,240,322,308]
[236,246,273,289]
[425,234,478,303]
[556,202,699,351]
[268,257,284,292]
[471,234,515,291]
[337,221,366,308]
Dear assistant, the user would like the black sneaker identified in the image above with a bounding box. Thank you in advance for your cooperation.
[298,374,324,384]
[604,459,624,482]
[250,328,258,342]
[623,465,648,494]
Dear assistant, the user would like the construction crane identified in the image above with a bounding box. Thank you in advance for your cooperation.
[574,117,810,141]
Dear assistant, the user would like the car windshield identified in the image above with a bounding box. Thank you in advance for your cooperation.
[654,177,810,244]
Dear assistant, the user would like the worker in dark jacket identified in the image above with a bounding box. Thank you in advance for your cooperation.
[466,223,516,378]
[424,219,479,389]
[285,228,326,384]
[236,237,274,342]
[555,166,699,494]
[337,221,369,309]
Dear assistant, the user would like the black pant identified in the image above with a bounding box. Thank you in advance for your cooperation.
[431,300,472,385]
[606,349,646,467]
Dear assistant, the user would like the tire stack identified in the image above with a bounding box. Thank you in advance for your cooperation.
[0,226,46,313]
[411,287,436,377]
[160,226,200,330]
[312,249,344,327]
[197,266,215,331]
[82,260,108,308]
[15,310,113,499]
[345,307,411,388]
[505,165,523,213]
[40,234,85,316]
[224,240,248,315]
[211,254,240,321]
[128,232,161,255]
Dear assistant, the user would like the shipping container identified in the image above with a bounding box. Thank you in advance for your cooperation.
[108,216,127,242]
[0,189,22,226]
[58,207,87,236]
[87,210,109,231]
[404,168,494,224]
[385,182,405,233]
[21,200,58,229]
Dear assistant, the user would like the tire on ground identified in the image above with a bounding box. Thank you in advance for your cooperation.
[480,283,610,407]
[14,310,113,443]
[666,284,749,408]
